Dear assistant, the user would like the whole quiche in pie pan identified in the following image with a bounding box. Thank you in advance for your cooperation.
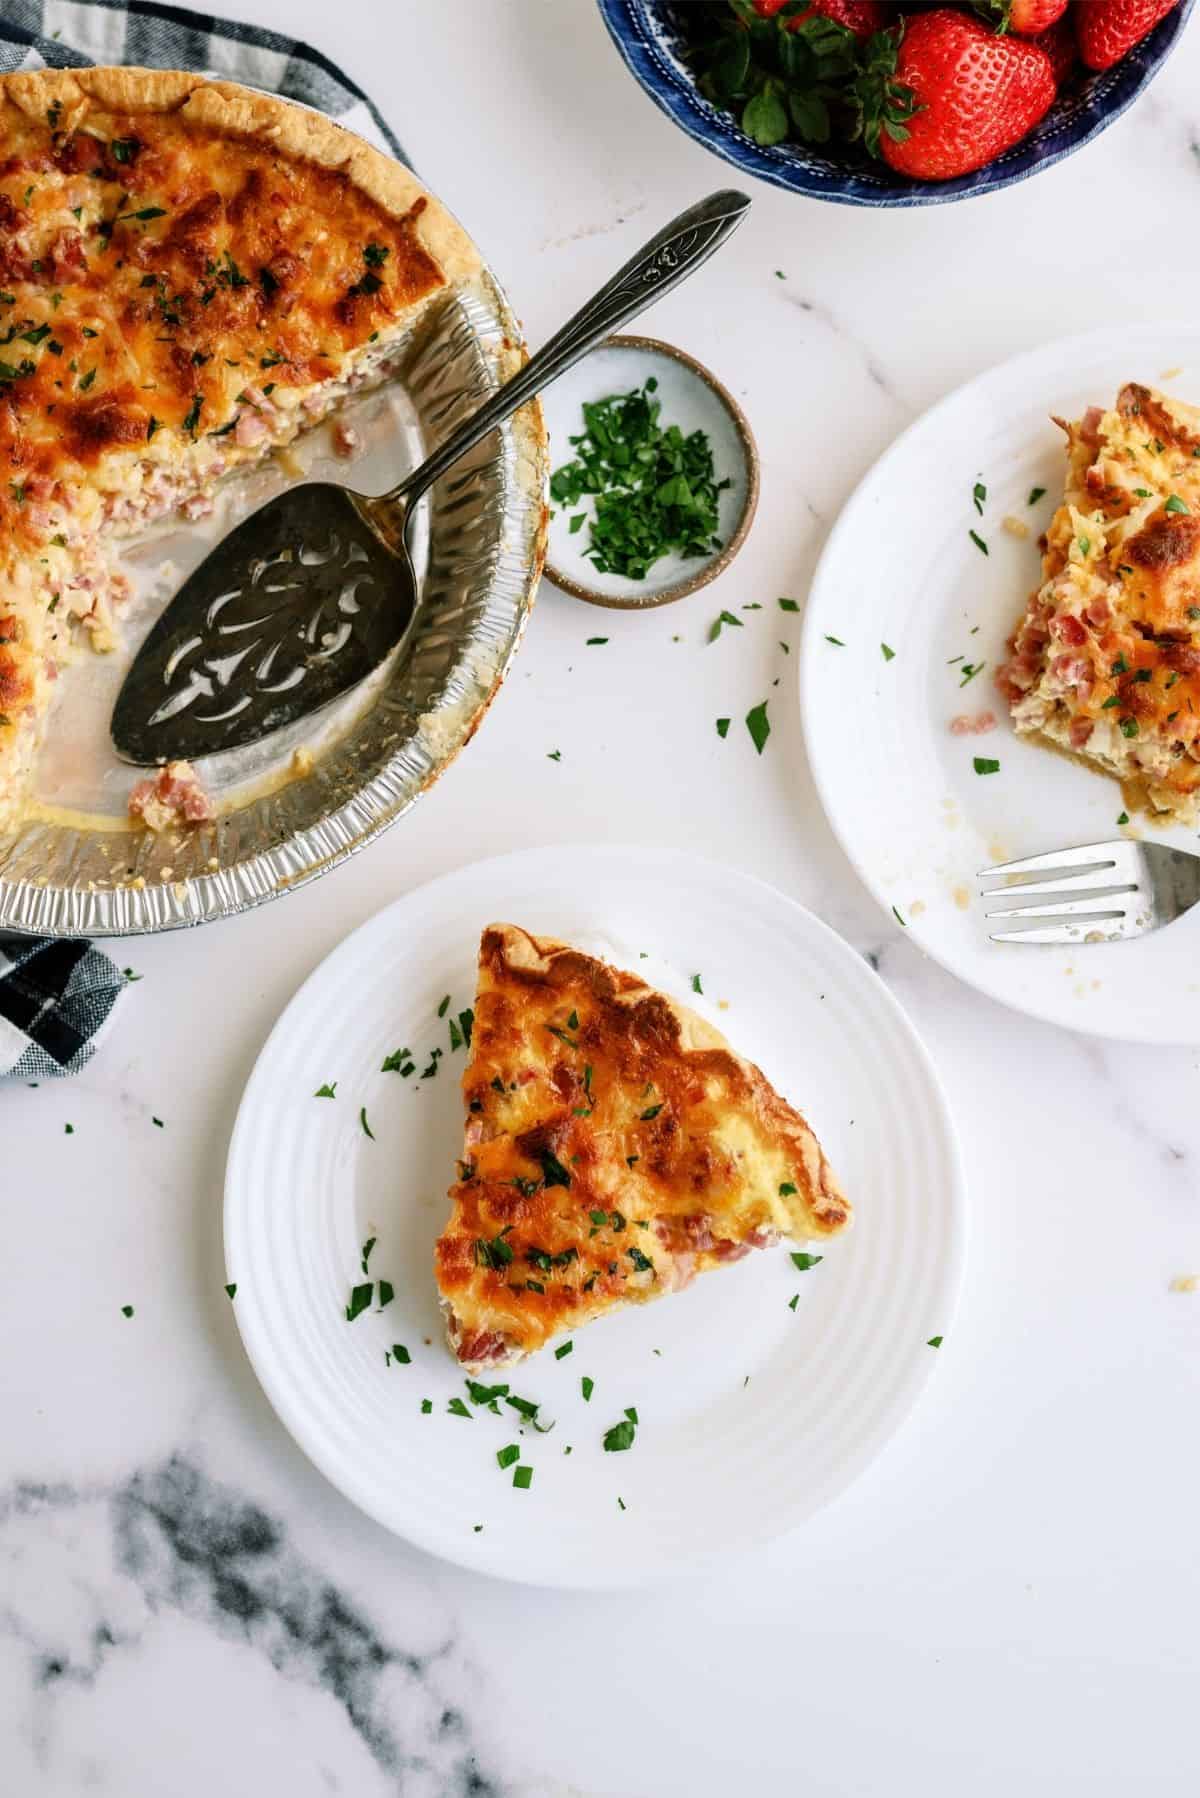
[0,67,547,937]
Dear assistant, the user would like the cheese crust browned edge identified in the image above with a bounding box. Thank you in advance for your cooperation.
[0,66,481,288]
[480,924,852,1239]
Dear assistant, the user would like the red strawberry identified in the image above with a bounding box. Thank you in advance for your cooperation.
[752,0,887,37]
[975,0,1069,32]
[876,10,1056,180]
[1075,0,1181,70]
[1030,12,1077,82]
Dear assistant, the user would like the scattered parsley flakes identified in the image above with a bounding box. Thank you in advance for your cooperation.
[973,756,1000,775]
[120,1304,134,1318]
[64,1123,74,1135]
[586,636,609,646]
[581,1376,594,1402]
[497,1444,521,1470]
[779,1181,797,1196]
[691,973,703,994]
[788,1294,799,1311]
[824,634,845,646]
[447,1397,472,1419]
[1165,494,1189,515]
[122,967,142,981]
[359,1106,375,1139]
[377,1279,394,1310]
[968,530,988,556]
[791,1251,823,1272]
[603,1417,637,1452]
[224,1283,237,1300]
[716,717,730,738]
[709,608,743,642]
[554,1340,574,1360]
[345,1283,373,1322]
[881,642,896,661]
[513,1465,533,1489]
[1117,811,1130,826]
[972,480,986,515]
[547,749,562,761]
[617,1496,626,1511]
[1028,486,1046,506]
[437,994,451,1017]
[745,701,770,754]
[778,596,800,612]
[892,905,907,927]
[314,1081,337,1098]
[927,1335,944,1348]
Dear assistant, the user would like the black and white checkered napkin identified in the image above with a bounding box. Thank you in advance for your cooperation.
[0,0,409,1080]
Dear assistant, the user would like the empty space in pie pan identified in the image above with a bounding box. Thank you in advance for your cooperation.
[0,272,547,939]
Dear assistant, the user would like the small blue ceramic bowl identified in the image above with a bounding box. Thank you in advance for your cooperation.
[596,0,1196,206]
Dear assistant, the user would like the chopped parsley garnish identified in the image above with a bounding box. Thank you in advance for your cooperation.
[547,748,562,761]
[972,480,986,515]
[359,1106,375,1140]
[968,530,988,556]
[824,634,845,646]
[554,1340,574,1360]
[779,1181,797,1196]
[1133,488,1151,498]
[1028,486,1046,506]
[716,717,730,738]
[474,1229,514,1270]
[628,1246,654,1274]
[709,609,743,642]
[788,1294,800,1311]
[512,1464,533,1489]
[881,642,896,661]
[550,380,729,579]
[121,1304,134,1318]
[586,636,608,646]
[973,756,1000,775]
[791,1251,823,1271]
[345,1282,373,1322]
[959,662,985,688]
[1112,653,1129,674]
[778,596,800,612]
[539,1150,572,1188]
[381,1047,415,1075]
[745,701,770,755]
[225,1284,237,1301]
[927,1335,943,1348]
[892,905,907,927]
[691,973,703,993]
[437,994,451,1017]
[447,1397,472,1419]
[639,1103,663,1121]
[377,1280,394,1310]
[581,1376,594,1402]
[421,1399,433,1414]
[1076,536,1091,557]
[391,1344,411,1364]
[78,367,96,392]
[496,1444,521,1469]
[109,137,140,164]
[20,323,50,346]
[118,205,167,222]
[1117,811,1130,826]
[146,416,159,439]
[363,241,390,268]
[1120,717,1139,738]
[1165,494,1189,515]
[314,1081,337,1098]
[1101,696,1120,709]
[181,393,203,437]
[603,1417,637,1452]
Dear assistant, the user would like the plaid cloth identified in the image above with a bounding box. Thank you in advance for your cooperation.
[0,0,409,1079]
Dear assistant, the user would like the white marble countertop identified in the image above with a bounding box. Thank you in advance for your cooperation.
[5,4,1200,1792]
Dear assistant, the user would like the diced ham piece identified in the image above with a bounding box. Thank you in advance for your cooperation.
[1085,597,1111,628]
[1165,643,1200,675]
[128,759,214,832]
[453,1327,510,1367]
[234,410,268,449]
[950,711,998,736]
[180,493,214,522]
[1068,717,1095,748]
[1049,654,1093,701]
[46,228,86,281]
[332,420,360,459]
[1050,612,1087,647]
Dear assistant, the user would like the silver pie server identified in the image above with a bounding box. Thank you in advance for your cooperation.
[111,188,751,765]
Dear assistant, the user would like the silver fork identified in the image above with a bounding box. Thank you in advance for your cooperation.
[978,839,1200,944]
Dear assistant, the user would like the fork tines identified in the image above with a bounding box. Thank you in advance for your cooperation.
[978,840,1145,946]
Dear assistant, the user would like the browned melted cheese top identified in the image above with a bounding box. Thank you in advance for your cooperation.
[436,927,850,1360]
[0,108,444,736]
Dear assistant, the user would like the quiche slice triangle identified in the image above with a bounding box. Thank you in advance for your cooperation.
[435,925,852,1370]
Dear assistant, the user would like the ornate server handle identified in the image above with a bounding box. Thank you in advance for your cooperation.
[387,189,751,511]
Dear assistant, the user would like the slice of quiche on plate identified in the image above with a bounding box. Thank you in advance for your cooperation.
[435,924,852,1370]
[999,382,1200,821]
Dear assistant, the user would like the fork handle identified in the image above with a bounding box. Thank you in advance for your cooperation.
[385,189,751,512]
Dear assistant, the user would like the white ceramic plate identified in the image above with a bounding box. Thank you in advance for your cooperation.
[801,323,1200,1046]
[224,846,964,1587]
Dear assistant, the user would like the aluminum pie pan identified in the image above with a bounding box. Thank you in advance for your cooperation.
[0,268,548,939]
